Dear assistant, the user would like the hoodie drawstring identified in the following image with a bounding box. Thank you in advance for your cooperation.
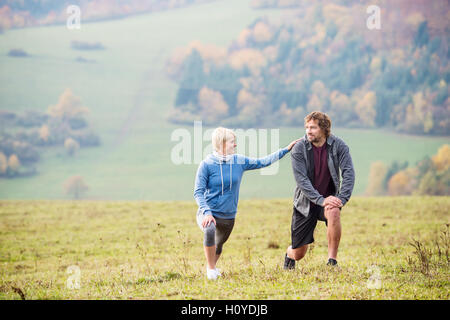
[230,161,232,191]
[219,158,232,196]
[219,160,224,196]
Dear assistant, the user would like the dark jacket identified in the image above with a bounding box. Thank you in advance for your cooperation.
[291,134,355,217]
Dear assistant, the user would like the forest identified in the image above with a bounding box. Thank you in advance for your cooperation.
[166,0,449,135]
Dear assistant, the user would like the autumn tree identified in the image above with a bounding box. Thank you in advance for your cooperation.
[387,168,417,196]
[366,161,388,196]
[228,48,267,76]
[47,88,90,121]
[252,21,273,43]
[39,124,50,143]
[416,144,450,195]
[355,91,377,127]
[328,90,355,125]
[416,169,449,195]
[7,154,20,176]
[0,152,7,175]
[197,87,229,124]
[63,175,89,199]
[403,91,434,134]
[431,144,450,172]
[64,137,80,156]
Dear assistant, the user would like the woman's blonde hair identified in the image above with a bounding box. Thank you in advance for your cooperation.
[211,127,235,152]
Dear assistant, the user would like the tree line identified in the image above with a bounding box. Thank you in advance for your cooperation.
[366,144,450,196]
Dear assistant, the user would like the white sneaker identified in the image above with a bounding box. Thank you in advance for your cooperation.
[206,268,219,280]
[215,268,221,277]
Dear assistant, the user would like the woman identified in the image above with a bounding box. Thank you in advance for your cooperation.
[194,127,301,280]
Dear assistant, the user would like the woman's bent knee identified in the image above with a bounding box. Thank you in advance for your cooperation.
[203,223,216,247]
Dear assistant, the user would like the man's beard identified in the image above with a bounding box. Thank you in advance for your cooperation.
[307,135,320,143]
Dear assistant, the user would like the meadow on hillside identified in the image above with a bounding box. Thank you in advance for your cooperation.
[0,197,448,299]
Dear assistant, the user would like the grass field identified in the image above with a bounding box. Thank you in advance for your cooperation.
[0,0,448,201]
[0,197,449,299]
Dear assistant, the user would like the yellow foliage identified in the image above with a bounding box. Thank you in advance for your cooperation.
[388,168,417,196]
[237,28,251,47]
[198,87,229,124]
[404,91,434,133]
[406,12,425,28]
[0,152,7,174]
[7,154,20,172]
[237,89,260,108]
[355,91,376,127]
[306,94,323,112]
[187,40,227,65]
[432,144,450,172]
[47,88,89,119]
[63,175,89,199]
[366,161,388,196]
[64,137,80,156]
[252,22,273,43]
[228,48,267,75]
[311,80,329,102]
[370,56,382,73]
[166,41,227,78]
[330,90,350,110]
[39,124,50,142]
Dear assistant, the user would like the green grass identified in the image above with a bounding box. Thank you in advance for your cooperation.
[0,197,449,299]
[0,0,449,200]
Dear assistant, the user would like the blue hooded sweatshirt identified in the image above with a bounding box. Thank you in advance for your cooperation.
[193,148,290,219]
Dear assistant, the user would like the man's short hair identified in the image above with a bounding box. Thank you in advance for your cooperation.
[304,111,332,138]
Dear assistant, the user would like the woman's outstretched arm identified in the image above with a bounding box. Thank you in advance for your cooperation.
[241,138,302,171]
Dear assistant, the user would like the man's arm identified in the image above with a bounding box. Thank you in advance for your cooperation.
[336,142,355,206]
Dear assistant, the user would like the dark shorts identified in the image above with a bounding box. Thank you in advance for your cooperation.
[291,204,329,249]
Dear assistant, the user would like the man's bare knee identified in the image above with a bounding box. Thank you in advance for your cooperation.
[325,208,340,224]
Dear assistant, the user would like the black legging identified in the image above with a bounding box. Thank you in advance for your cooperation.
[197,211,235,255]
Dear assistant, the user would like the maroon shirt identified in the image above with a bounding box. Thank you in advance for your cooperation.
[312,143,334,198]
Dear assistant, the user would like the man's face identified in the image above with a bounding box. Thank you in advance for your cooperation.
[305,119,324,143]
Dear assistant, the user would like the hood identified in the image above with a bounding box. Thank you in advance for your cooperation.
[206,152,235,164]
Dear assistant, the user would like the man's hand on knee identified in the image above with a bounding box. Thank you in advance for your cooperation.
[323,196,342,209]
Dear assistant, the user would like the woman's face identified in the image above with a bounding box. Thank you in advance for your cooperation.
[223,136,237,155]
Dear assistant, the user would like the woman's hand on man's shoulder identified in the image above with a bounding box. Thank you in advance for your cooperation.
[287,137,303,151]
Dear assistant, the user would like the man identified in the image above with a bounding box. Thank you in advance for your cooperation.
[284,111,355,269]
